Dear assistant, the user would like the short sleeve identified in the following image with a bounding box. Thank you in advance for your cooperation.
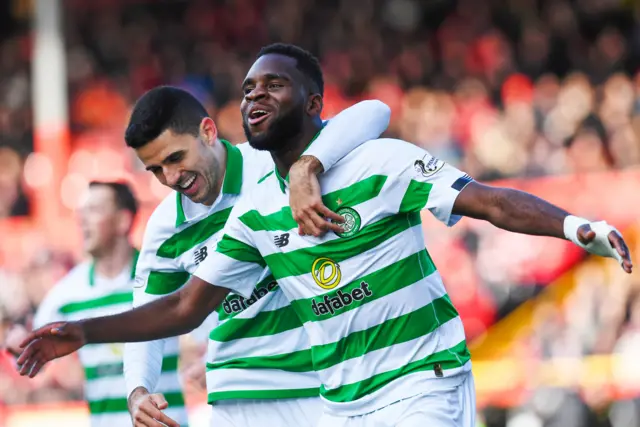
[383,143,473,227]
[194,198,265,299]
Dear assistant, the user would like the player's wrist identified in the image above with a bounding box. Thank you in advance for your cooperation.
[293,155,324,175]
[563,214,590,247]
[128,386,150,403]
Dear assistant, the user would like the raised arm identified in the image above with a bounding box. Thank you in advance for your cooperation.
[289,100,391,236]
[16,278,227,378]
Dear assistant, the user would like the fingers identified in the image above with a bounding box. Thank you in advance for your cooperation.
[132,394,179,427]
[318,206,345,224]
[16,340,39,366]
[608,231,633,273]
[150,393,169,410]
[577,224,595,245]
[294,205,345,237]
[27,359,46,378]
[141,404,179,427]
[19,331,40,349]
[133,407,177,427]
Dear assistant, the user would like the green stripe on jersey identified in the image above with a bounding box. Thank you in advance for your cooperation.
[211,303,301,341]
[157,206,232,259]
[312,295,459,371]
[145,271,190,295]
[206,348,312,372]
[239,175,388,232]
[264,212,420,280]
[59,292,132,314]
[321,340,470,403]
[399,180,433,213]
[88,391,185,414]
[216,235,266,267]
[84,355,180,380]
[321,175,387,212]
[208,387,318,403]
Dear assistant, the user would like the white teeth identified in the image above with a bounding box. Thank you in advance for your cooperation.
[251,110,268,118]
[180,175,196,189]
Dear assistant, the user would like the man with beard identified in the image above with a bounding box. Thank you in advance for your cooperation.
[16,44,633,427]
[34,85,388,427]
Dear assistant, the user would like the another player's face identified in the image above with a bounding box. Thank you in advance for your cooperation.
[240,54,307,151]
[135,120,222,205]
[77,186,125,257]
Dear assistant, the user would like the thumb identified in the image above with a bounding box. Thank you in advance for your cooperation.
[150,393,168,410]
[577,225,595,245]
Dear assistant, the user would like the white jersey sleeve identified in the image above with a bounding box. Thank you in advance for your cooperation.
[380,140,473,226]
[304,100,390,171]
[194,197,265,299]
[123,207,184,397]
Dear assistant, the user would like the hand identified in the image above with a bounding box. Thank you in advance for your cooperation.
[289,156,345,237]
[16,321,86,378]
[577,223,633,273]
[128,387,180,427]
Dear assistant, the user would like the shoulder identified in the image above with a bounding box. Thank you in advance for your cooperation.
[329,138,433,178]
[235,142,274,185]
[144,192,181,239]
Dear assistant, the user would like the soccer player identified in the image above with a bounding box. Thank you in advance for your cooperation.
[16,45,633,427]
[5,181,189,427]
[116,87,390,427]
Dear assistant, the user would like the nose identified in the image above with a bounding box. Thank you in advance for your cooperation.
[164,167,182,187]
[245,84,267,102]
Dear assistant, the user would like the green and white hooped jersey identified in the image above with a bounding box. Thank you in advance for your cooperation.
[134,141,320,403]
[195,137,474,417]
[33,252,188,427]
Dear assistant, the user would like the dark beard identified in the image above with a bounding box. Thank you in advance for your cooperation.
[243,107,304,152]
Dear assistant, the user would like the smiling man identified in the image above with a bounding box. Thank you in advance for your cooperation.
[103,86,389,427]
[16,44,632,427]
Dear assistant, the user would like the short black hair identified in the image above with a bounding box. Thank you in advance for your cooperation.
[89,181,138,218]
[257,43,324,97]
[125,86,209,149]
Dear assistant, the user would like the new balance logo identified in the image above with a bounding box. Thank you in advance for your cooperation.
[194,246,208,265]
[274,233,290,248]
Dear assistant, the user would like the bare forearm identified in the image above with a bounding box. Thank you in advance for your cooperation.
[484,188,569,238]
[80,293,199,344]
[454,184,570,239]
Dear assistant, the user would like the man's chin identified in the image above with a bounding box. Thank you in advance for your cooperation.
[247,133,279,151]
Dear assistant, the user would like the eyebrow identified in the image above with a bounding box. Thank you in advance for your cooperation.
[145,150,185,171]
[242,73,291,88]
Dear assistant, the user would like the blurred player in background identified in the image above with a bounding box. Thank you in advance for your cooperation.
[5,181,190,427]
[121,86,390,427]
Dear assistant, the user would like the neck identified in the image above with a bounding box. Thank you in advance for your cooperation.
[93,238,135,279]
[272,117,323,178]
[202,139,227,206]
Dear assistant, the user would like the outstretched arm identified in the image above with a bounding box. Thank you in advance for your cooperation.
[452,181,632,273]
[17,278,227,378]
[381,140,633,274]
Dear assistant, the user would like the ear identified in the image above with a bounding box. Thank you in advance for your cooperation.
[200,117,219,146]
[307,94,323,116]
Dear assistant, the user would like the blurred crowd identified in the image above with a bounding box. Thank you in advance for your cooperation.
[1,0,640,425]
